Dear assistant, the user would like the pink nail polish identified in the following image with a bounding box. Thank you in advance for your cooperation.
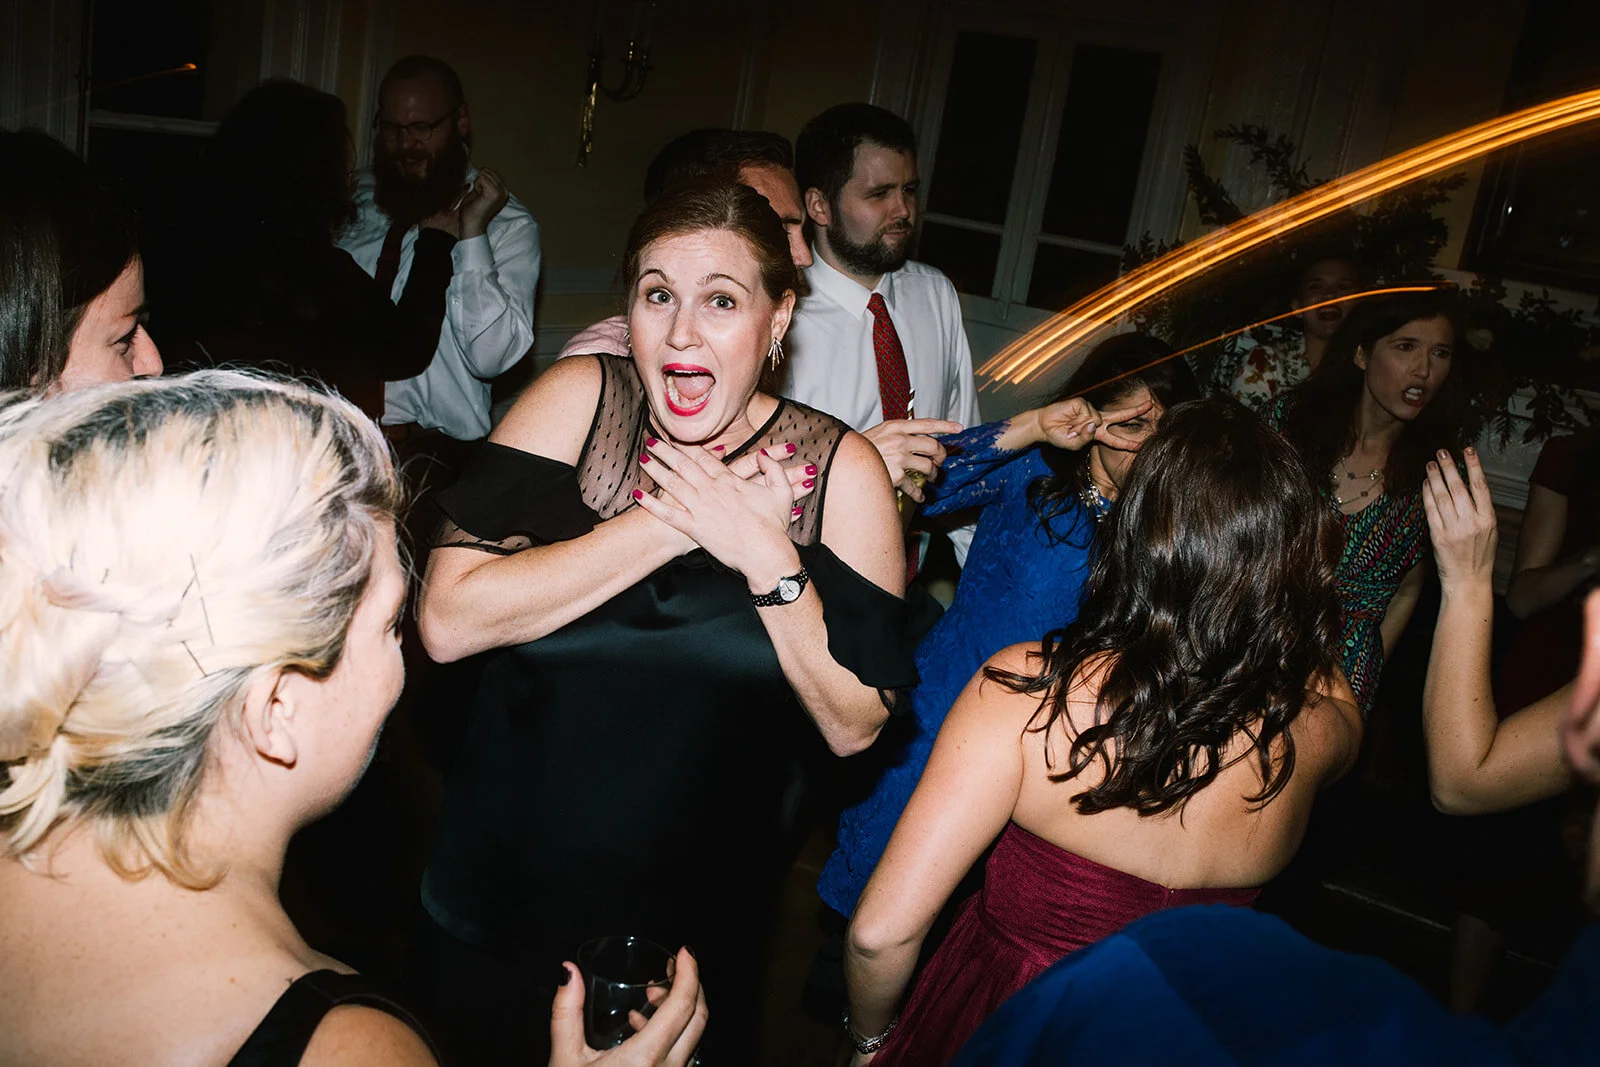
[792,505,802,515]
[803,478,814,489]
[786,443,796,454]
[760,447,771,457]
[639,453,650,464]
[805,464,817,476]
[712,444,725,452]
[632,489,644,500]
[646,437,658,447]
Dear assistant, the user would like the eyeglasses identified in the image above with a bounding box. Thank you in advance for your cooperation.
[372,108,459,143]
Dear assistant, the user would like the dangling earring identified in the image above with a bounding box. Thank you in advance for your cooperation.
[625,329,633,358]
[767,337,783,372]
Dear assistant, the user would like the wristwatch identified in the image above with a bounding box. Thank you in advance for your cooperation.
[750,567,809,607]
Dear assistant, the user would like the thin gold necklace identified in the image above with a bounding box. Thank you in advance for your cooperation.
[1331,455,1383,506]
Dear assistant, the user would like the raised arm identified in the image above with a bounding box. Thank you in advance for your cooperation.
[444,175,540,380]
[925,394,1156,516]
[1421,448,1571,815]
[322,231,455,382]
[844,646,1030,1057]
[417,357,691,662]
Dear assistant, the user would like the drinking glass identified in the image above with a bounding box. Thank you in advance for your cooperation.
[577,935,674,1049]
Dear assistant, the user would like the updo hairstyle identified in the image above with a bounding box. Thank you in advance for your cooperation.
[0,370,401,886]
[621,180,800,307]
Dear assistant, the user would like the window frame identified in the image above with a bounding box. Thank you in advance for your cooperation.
[908,5,1210,329]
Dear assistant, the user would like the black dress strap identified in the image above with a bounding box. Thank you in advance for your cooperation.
[226,970,440,1067]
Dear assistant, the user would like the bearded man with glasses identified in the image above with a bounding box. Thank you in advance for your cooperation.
[339,54,541,448]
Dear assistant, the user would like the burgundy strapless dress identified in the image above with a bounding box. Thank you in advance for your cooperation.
[873,823,1260,1066]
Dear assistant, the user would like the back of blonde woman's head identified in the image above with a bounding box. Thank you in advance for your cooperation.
[0,370,400,885]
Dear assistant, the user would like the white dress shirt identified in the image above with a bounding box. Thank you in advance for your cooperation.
[783,251,981,561]
[338,168,541,440]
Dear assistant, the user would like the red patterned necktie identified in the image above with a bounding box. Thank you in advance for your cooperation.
[867,293,912,422]
[372,220,409,298]
[867,292,924,582]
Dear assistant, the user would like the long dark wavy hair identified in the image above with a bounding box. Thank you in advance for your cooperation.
[1026,332,1202,542]
[988,398,1344,816]
[1277,289,1471,498]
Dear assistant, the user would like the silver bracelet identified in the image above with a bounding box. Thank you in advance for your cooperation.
[842,1010,898,1055]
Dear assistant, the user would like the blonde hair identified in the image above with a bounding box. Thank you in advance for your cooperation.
[0,370,401,886]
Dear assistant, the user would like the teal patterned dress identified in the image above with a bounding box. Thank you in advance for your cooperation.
[1267,397,1428,713]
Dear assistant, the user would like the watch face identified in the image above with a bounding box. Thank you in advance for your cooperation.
[778,577,801,602]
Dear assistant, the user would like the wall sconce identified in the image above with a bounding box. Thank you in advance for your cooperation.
[577,0,657,166]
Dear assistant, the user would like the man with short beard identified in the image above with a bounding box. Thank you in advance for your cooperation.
[339,55,540,444]
[783,103,979,566]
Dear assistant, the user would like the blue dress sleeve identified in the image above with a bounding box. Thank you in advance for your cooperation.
[923,419,1049,518]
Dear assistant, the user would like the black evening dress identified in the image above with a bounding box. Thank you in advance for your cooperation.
[418,354,917,1061]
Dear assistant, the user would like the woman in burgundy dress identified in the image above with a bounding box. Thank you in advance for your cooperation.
[842,399,1365,1066]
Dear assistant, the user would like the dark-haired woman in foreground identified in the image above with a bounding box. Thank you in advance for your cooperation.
[842,400,1363,1066]
[1269,289,1472,711]
[819,333,1201,917]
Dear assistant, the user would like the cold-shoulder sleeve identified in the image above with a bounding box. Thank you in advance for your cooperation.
[433,441,598,546]
[922,419,1049,518]
[798,541,937,713]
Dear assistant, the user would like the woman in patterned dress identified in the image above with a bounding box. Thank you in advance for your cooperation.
[1268,289,1473,712]
[1218,252,1363,414]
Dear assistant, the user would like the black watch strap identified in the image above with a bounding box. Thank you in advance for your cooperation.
[750,567,809,607]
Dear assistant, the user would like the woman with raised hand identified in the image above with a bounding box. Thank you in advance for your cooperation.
[414,180,910,1063]
[0,371,705,1066]
[1269,288,1474,713]
[0,128,162,391]
[842,399,1362,1066]
[1420,447,1574,813]
[819,333,1201,920]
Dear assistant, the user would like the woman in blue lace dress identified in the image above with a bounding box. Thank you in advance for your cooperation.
[818,333,1202,917]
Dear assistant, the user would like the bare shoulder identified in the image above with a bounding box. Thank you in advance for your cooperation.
[1293,669,1364,782]
[825,428,893,494]
[985,641,1040,679]
[948,642,1051,731]
[298,1004,438,1067]
[818,428,901,588]
[491,352,604,464]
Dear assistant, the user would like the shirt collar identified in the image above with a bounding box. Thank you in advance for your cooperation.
[803,246,897,319]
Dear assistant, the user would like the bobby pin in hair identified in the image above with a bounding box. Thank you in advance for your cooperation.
[187,555,215,645]
[180,640,209,678]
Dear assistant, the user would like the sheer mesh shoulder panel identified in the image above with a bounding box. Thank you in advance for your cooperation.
[576,355,654,519]
[576,356,849,544]
[746,401,849,546]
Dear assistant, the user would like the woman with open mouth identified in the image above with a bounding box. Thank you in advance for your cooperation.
[1220,250,1364,415]
[1269,288,1473,714]
[412,181,912,1064]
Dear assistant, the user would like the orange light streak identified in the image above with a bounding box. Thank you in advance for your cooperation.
[980,87,1600,389]
[93,63,200,96]
[1059,285,1445,400]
